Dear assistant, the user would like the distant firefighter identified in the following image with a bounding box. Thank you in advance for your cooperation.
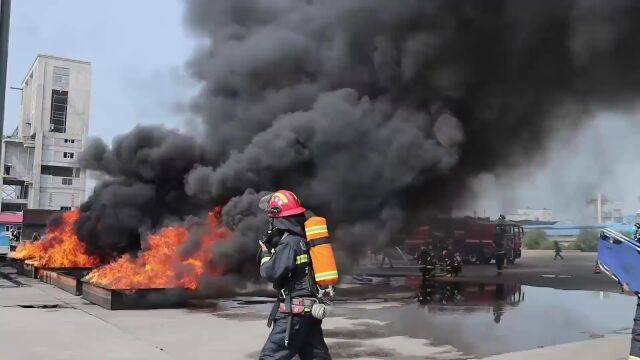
[494,215,507,275]
[553,241,564,260]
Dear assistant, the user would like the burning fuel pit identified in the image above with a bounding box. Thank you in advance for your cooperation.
[81,281,193,310]
[39,268,93,296]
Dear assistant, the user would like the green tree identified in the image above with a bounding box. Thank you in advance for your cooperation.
[574,229,599,252]
[524,229,549,250]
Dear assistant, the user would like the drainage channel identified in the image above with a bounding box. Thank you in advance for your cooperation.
[3,304,69,309]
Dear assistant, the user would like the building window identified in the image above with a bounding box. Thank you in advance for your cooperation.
[19,185,29,200]
[50,67,70,133]
[73,167,81,178]
[17,225,22,231]
[3,165,10,175]
[62,178,73,186]
[60,206,72,211]
[4,226,9,231]
[41,165,73,177]
[64,139,75,144]
[1,203,26,212]
[63,152,74,159]
[49,89,68,133]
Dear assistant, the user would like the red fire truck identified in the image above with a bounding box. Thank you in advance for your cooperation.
[404,217,523,264]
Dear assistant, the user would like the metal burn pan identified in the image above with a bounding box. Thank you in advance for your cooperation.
[39,268,93,296]
[12,259,24,275]
[22,262,39,279]
[81,281,191,310]
[22,263,92,281]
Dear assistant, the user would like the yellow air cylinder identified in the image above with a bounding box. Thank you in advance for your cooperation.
[304,216,338,285]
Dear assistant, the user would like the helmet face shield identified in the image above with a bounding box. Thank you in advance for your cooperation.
[258,193,274,212]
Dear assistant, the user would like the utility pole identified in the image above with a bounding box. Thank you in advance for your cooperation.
[0,0,11,157]
[587,193,610,224]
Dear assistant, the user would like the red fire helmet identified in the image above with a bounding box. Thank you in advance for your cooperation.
[259,190,306,217]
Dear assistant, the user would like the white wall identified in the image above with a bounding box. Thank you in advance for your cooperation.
[2,141,34,179]
[38,189,79,209]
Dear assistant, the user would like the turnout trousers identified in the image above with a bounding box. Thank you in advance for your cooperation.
[260,313,331,360]
[631,297,640,359]
[495,251,505,272]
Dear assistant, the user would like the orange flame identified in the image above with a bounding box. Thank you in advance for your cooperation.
[10,210,99,268]
[85,209,229,289]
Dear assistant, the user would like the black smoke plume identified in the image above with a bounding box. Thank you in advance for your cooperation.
[76,126,208,259]
[80,1,640,269]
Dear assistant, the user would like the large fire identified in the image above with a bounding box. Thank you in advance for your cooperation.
[10,210,99,268]
[84,209,229,289]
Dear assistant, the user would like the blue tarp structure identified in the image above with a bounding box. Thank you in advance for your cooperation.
[524,223,635,238]
[598,231,640,293]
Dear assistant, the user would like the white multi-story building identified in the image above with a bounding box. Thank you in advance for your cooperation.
[506,208,554,222]
[0,54,91,211]
[588,194,624,224]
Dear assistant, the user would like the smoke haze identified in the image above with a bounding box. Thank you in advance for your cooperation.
[77,0,640,270]
[461,112,640,223]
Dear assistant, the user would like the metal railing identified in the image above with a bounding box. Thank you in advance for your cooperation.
[601,228,636,247]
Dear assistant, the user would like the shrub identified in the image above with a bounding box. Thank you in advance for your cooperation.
[524,229,550,250]
[540,240,557,250]
[564,242,580,251]
[574,230,599,252]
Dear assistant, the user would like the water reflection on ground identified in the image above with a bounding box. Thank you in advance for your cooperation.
[335,276,636,357]
[215,276,637,358]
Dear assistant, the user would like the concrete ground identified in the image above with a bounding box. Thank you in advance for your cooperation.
[0,250,633,359]
[0,276,468,360]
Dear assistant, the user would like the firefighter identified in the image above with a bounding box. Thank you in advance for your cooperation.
[257,190,331,360]
[416,245,435,278]
[553,240,564,260]
[619,225,640,359]
[494,215,507,275]
[620,283,640,360]
[9,229,20,251]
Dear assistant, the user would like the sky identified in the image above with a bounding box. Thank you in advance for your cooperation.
[4,0,196,143]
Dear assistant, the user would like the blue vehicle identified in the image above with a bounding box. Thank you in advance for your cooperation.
[0,212,23,257]
[598,228,640,293]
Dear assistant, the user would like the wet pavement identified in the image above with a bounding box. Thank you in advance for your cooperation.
[342,280,635,357]
[211,276,637,358]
